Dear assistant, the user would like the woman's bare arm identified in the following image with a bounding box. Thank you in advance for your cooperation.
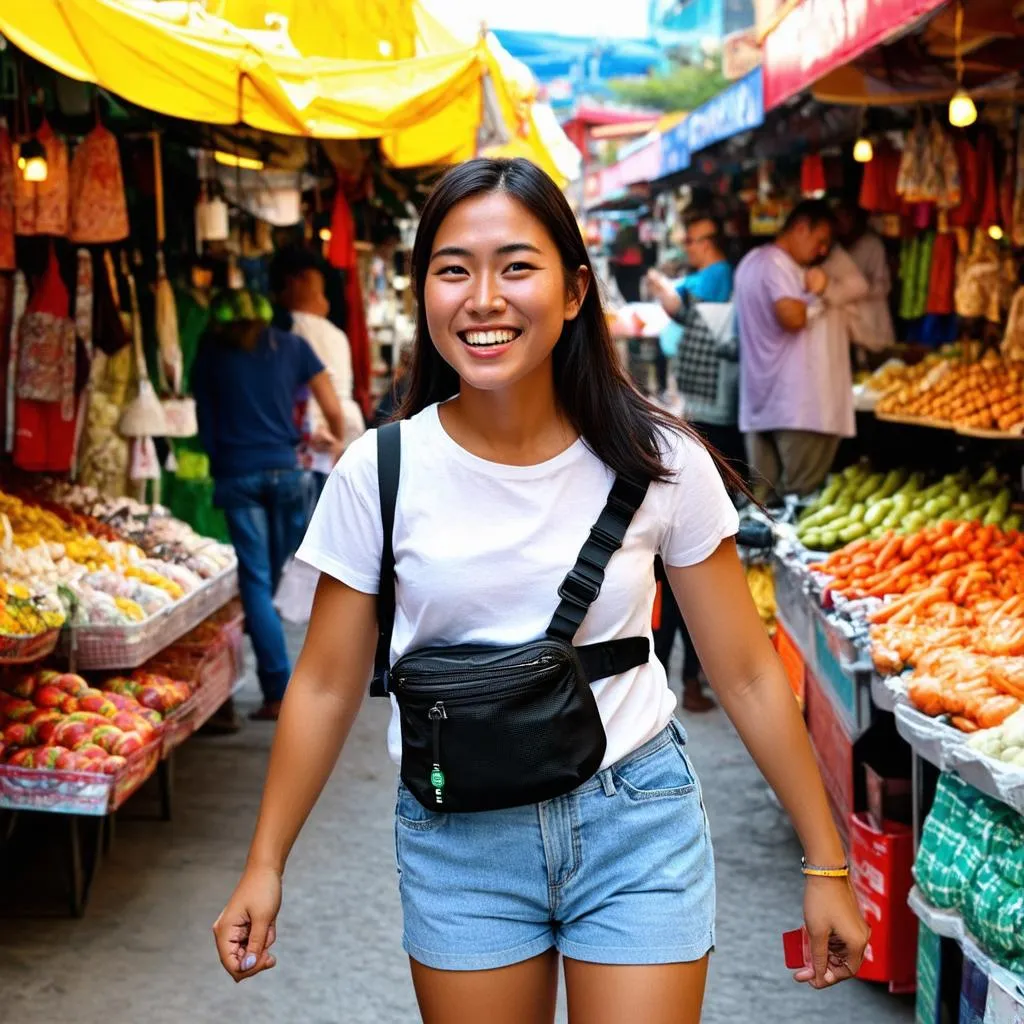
[246,574,378,875]
[666,540,843,868]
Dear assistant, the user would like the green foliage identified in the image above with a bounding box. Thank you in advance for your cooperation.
[609,61,729,114]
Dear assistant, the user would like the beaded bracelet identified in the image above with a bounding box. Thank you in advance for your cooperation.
[801,857,850,878]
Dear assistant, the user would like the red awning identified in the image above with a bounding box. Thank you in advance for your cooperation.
[762,0,948,110]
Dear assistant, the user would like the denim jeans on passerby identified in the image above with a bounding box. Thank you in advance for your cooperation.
[215,469,307,703]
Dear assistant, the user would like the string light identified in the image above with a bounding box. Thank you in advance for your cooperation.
[17,138,47,182]
[988,224,1004,241]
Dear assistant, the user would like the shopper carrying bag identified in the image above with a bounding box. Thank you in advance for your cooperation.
[214,158,868,1022]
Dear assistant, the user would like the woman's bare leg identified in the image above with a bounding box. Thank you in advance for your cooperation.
[410,949,560,1024]
[564,956,710,1024]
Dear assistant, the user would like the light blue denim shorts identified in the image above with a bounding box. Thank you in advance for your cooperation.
[394,718,715,971]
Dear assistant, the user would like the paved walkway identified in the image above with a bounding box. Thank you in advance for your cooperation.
[0,626,914,1023]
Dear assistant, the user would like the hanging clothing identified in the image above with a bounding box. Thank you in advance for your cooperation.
[92,250,131,356]
[327,186,371,419]
[955,230,1001,322]
[859,143,901,215]
[977,132,1000,229]
[800,154,826,196]
[925,234,957,316]
[1003,287,1024,362]
[1013,122,1024,248]
[898,232,935,321]
[68,124,130,244]
[948,137,979,229]
[14,122,69,238]
[0,125,15,271]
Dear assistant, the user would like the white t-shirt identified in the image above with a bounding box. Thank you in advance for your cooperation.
[290,311,365,474]
[295,403,739,769]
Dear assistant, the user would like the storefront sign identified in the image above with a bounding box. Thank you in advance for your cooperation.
[657,69,764,179]
[763,0,947,110]
[686,68,764,155]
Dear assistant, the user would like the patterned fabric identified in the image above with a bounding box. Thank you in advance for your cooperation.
[0,126,14,271]
[14,122,69,238]
[913,773,977,909]
[5,271,26,453]
[672,301,725,403]
[69,125,129,244]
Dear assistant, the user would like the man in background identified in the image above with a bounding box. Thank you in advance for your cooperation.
[734,201,851,502]
[271,248,366,507]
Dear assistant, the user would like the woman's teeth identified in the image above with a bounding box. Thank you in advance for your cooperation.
[462,329,520,347]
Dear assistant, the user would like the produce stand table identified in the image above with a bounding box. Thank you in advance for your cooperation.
[0,574,241,917]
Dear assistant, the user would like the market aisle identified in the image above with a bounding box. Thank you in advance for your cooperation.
[0,628,913,1024]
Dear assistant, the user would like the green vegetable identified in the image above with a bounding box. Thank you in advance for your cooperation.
[864,500,893,528]
[1003,513,1022,532]
[819,529,839,549]
[838,521,869,543]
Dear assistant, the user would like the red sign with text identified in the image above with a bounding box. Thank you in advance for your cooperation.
[763,0,946,109]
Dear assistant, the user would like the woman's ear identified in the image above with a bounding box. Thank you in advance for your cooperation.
[564,265,591,321]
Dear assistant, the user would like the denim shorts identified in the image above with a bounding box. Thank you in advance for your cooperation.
[394,718,715,971]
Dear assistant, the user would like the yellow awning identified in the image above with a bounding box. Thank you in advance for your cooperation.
[0,0,487,139]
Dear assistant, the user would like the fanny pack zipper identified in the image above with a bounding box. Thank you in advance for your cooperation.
[395,654,558,695]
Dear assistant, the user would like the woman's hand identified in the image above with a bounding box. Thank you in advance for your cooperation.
[213,864,282,982]
[795,876,871,988]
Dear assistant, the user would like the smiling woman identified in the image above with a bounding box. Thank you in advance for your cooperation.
[213,158,869,1024]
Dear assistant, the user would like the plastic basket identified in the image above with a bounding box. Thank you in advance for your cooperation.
[58,567,239,670]
[191,645,240,730]
[0,628,61,665]
[160,691,199,758]
[0,734,162,816]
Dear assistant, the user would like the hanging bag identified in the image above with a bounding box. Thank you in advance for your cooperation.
[68,119,130,244]
[373,422,652,813]
[118,252,168,438]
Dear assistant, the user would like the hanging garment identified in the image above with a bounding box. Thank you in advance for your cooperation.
[0,125,14,271]
[949,137,979,229]
[15,245,75,417]
[92,250,131,356]
[896,120,929,202]
[5,271,27,453]
[327,186,371,418]
[999,142,1015,235]
[955,230,1001,321]
[1013,122,1024,248]
[1003,287,1024,361]
[860,143,902,215]
[14,122,69,238]
[800,154,826,196]
[925,234,957,315]
[68,124,130,244]
[898,232,935,320]
[977,132,1000,229]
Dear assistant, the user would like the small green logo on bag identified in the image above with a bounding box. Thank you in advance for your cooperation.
[430,768,445,789]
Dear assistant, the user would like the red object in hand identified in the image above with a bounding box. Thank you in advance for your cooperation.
[783,928,810,969]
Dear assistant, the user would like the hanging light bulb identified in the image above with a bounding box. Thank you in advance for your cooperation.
[949,88,978,128]
[948,3,977,128]
[853,137,874,163]
[988,224,1004,241]
[319,227,332,242]
[17,137,47,182]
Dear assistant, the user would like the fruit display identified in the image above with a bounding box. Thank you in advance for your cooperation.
[861,355,945,399]
[746,564,776,632]
[966,707,1024,767]
[0,578,65,637]
[809,520,1024,731]
[104,672,192,714]
[796,463,1017,552]
[0,670,163,774]
[46,482,235,578]
[875,352,1024,434]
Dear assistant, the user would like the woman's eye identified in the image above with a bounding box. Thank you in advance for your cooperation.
[436,265,467,277]
[505,262,535,274]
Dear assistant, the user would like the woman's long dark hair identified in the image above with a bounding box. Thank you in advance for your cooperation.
[398,157,744,490]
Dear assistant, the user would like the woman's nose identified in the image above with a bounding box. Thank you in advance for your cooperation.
[466,274,507,314]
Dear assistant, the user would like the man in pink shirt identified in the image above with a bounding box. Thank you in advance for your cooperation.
[734,201,857,502]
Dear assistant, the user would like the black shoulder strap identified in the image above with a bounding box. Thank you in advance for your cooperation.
[547,474,651,644]
[370,421,401,697]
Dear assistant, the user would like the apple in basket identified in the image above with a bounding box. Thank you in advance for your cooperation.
[99,755,127,775]
[73,743,108,763]
[32,685,66,710]
[112,711,154,738]
[113,732,145,757]
[2,698,37,722]
[6,674,38,699]
[64,712,109,729]
[6,747,40,767]
[89,725,124,754]
[136,707,163,728]
[2,722,37,747]
[52,720,93,750]
[78,692,118,717]
[54,674,89,697]
[60,695,80,714]
[104,692,135,713]
[35,746,69,769]
[27,709,62,743]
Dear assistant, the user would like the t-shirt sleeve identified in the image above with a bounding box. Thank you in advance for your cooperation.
[764,252,806,304]
[296,336,326,387]
[294,431,382,594]
[658,430,740,567]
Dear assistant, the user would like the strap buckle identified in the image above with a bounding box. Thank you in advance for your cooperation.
[557,564,602,607]
[588,522,621,551]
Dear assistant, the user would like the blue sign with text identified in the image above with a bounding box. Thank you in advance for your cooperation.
[658,67,764,179]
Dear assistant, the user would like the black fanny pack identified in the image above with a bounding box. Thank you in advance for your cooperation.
[370,421,651,813]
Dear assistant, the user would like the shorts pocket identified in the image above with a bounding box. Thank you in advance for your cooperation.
[612,735,697,803]
[396,781,448,832]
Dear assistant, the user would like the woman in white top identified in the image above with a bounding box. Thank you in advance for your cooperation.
[213,159,867,1023]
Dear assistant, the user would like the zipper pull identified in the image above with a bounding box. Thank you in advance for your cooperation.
[428,702,447,806]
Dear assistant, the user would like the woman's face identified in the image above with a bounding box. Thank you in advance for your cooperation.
[423,192,588,393]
